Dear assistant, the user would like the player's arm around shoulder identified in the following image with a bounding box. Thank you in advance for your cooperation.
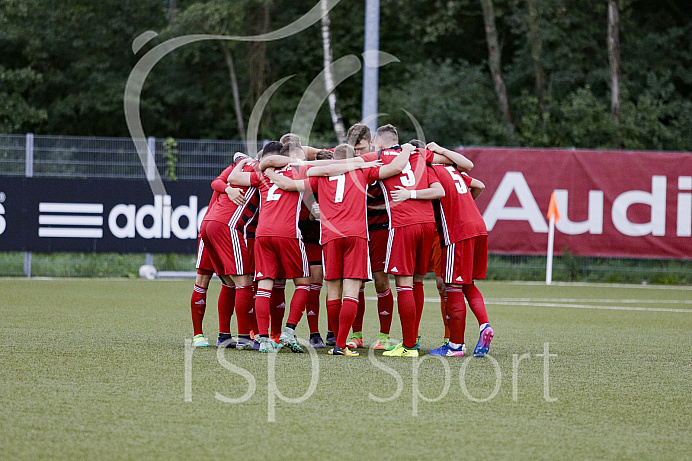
[264,168,306,192]
[228,158,255,187]
[378,143,413,179]
[469,177,485,200]
[427,141,474,172]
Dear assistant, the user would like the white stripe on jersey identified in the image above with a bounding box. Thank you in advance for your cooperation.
[378,180,393,230]
[230,226,244,275]
[439,205,451,246]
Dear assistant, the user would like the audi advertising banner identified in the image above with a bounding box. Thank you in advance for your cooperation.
[457,147,691,259]
[0,147,690,258]
[0,178,211,253]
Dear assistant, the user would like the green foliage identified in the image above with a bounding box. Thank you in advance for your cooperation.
[0,0,690,150]
[0,66,47,132]
[162,137,178,181]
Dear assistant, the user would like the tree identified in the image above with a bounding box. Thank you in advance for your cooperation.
[320,0,346,143]
[480,0,515,137]
[607,0,621,146]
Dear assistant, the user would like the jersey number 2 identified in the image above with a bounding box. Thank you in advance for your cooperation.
[267,184,282,201]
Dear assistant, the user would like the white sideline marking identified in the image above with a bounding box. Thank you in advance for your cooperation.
[364,297,692,313]
[487,298,692,305]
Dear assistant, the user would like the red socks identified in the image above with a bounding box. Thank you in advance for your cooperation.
[352,287,366,333]
[463,283,489,325]
[446,286,467,344]
[326,299,341,335]
[337,296,359,348]
[254,288,272,336]
[306,283,322,334]
[377,288,393,335]
[413,281,425,336]
[441,295,450,339]
[396,286,416,348]
[286,284,310,326]
[190,284,207,336]
[270,284,286,338]
[217,284,235,334]
[234,285,254,335]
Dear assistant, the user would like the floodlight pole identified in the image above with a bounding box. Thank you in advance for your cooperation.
[362,0,380,135]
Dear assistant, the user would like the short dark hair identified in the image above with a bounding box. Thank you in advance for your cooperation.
[408,139,426,149]
[375,124,398,146]
[333,144,355,160]
[346,123,371,147]
[315,149,334,160]
[262,141,283,156]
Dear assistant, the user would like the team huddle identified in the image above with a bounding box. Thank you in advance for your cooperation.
[189,123,494,358]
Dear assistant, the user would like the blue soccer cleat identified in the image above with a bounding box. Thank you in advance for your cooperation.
[429,343,465,357]
[473,323,494,357]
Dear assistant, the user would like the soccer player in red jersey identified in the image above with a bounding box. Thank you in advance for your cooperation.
[361,126,442,356]
[191,152,249,348]
[423,142,493,357]
[265,143,410,356]
[344,123,395,350]
[197,153,261,350]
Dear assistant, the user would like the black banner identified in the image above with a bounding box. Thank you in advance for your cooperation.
[0,178,212,252]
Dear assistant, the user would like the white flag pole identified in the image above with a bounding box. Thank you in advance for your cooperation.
[546,215,555,285]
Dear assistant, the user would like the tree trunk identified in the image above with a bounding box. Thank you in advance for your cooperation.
[480,0,515,136]
[321,0,347,143]
[526,0,546,106]
[608,0,621,147]
[221,45,246,143]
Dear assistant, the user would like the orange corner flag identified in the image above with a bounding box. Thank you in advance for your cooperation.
[547,192,561,223]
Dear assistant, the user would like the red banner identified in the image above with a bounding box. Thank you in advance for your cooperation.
[455,147,692,259]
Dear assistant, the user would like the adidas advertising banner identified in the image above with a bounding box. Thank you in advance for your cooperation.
[458,147,692,259]
[0,178,211,253]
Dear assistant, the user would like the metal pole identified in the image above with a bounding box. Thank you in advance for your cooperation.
[147,136,156,182]
[25,133,34,277]
[362,0,380,135]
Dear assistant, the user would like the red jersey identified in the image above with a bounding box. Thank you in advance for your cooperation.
[360,151,389,231]
[430,164,487,245]
[377,146,437,229]
[250,165,309,239]
[204,164,258,231]
[306,168,380,245]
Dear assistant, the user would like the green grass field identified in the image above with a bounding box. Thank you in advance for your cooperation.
[1,279,690,460]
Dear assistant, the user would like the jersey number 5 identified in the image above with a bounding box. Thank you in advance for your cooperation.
[444,166,468,194]
[330,174,346,203]
[400,162,416,186]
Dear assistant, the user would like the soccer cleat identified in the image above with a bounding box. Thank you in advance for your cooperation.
[414,335,421,351]
[193,334,210,347]
[259,337,280,353]
[236,337,260,350]
[217,333,237,348]
[474,323,494,357]
[325,331,336,346]
[373,335,392,350]
[328,345,359,357]
[270,333,281,344]
[382,343,419,357]
[429,343,466,357]
[279,332,305,353]
[346,335,364,349]
[310,335,326,348]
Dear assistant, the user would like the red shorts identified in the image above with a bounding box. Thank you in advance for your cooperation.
[368,228,389,273]
[442,235,488,284]
[254,236,310,281]
[323,237,371,281]
[195,236,214,274]
[199,220,250,276]
[428,233,443,277]
[246,237,255,274]
[385,222,436,276]
[305,242,323,266]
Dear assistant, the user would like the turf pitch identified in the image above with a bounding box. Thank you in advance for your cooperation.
[1,279,690,460]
